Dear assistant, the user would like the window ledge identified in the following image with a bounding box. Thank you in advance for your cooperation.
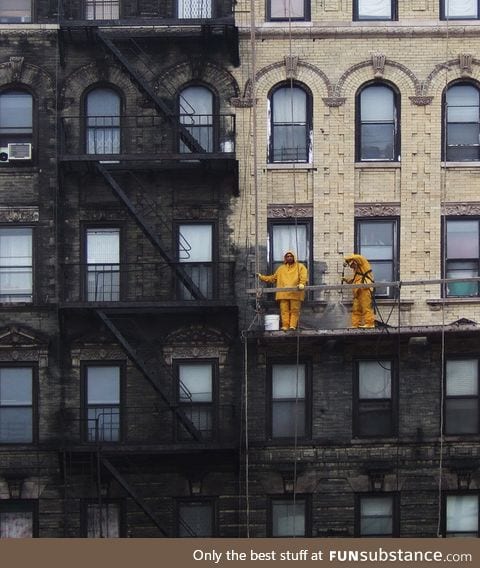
[355,162,400,169]
[441,161,480,168]
[427,298,480,306]
[261,22,313,28]
[265,163,316,171]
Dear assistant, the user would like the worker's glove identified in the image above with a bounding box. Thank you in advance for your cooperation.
[341,277,349,283]
[298,284,305,290]
[256,273,262,279]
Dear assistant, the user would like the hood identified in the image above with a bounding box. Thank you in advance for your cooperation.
[283,250,297,263]
[344,253,372,273]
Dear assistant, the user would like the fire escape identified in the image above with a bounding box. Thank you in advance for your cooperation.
[58,1,239,537]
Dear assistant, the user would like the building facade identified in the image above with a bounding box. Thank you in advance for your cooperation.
[0,0,479,538]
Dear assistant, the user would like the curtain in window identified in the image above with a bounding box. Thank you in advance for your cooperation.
[360,497,393,535]
[0,511,33,538]
[445,0,478,18]
[86,228,120,301]
[358,361,391,399]
[0,0,31,23]
[178,0,212,19]
[360,85,395,160]
[86,89,120,154]
[178,224,213,299]
[86,1,120,20]
[271,87,308,162]
[87,366,120,442]
[272,500,305,536]
[179,86,214,153]
[0,368,32,443]
[446,495,478,535]
[272,225,308,268]
[178,503,213,537]
[270,0,305,19]
[87,503,120,537]
[0,228,32,302]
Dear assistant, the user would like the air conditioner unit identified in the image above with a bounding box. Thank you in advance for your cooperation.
[8,143,32,161]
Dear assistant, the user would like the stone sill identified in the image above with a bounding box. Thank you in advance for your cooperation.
[265,163,316,171]
[355,162,400,169]
[441,162,480,169]
[427,298,480,305]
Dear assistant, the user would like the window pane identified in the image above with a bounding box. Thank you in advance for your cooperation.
[179,363,212,402]
[87,366,120,404]
[272,500,305,536]
[86,1,120,20]
[87,406,120,441]
[179,225,212,262]
[0,0,31,23]
[361,124,395,160]
[270,0,305,19]
[0,407,32,443]
[359,222,393,261]
[359,361,391,399]
[0,368,32,404]
[87,503,120,537]
[0,91,32,135]
[272,225,308,264]
[272,364,305,398]
[358,403,392,436]
[447,495,478,533]
[446,221,479,258]
[87,88,120,154]
[0,511,33,538]
[447,360,478,396]
[361,87,394,122]
[445,0,478,18]
[178,503,213,537]
[446,399,478,434]
[179,86,214,152]
[272,400,305,437]
[358,0,392,19]
[178,0,212,18]
[273,88,307,123]
[361,496,393,535]
[272,125,308,162]
[87,229,120,264]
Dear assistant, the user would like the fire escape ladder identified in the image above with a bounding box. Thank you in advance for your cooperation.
[96,310,203,441]
[95,31,207,154]
[96,163,205,300]
[100,457,169,537]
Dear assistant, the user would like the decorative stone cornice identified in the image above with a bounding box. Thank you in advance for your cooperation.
[0,207,39,223]
[267,204,313,218]
[409,96,434,106]
[285,55,299,80]
[442,202,480,216]
[163,325,230,365]
[459,53,473,75]
[0,326,49,366]
[230,96,255,108]
[355,203,401,217]
[371,53,386,77]
[322,97,346,107]
[70,346,125,368]
[8,56,24,82]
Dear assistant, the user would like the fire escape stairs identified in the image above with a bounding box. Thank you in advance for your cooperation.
[96,163,205,301]
[101,457,169,536]
[96,310,203,442]
[95,31,207,155]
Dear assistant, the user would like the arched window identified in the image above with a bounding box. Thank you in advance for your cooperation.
[0,90,33,151]
[444,82,480,161]
[357,83,399,161]
[86,87,121,155]
[269,84,311,163]
[179,85,214,153]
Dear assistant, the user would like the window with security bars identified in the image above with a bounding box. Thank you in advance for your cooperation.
[85,365,121,442]
[269,84,311,163]
[269,497,308,537]
[85,1,120,20]
[356,219,398,298]
[0,367,33,443]
[0,228,32,303]
[357,495,397,536]
[357,83,399,161]
[270,363,308,439]
[444,83,480,161]
[177,0,212,18]
[444,494,479,536]
[441,0,480,19]
[267,0,309,21]
[178,501,214,537]
[85,502,121,537]
[86,228,120,302]
[354,360,395,437]
[86,88,120,155]
[0,0,31,23]
[445,359,479,434]
[0,502,36,538]
[354,0,395,20]
[444,219,480,297]
[177,361,214,440]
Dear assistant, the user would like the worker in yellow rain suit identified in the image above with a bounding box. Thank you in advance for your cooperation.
[343,254,375,329]
[258,251,308,331]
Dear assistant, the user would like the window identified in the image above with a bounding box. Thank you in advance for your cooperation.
[0,1,31,23]
[357,495,397,536]
[356,219,398,298]
[270,363,308,439]
[444,219,479,297]
[178,0,212,18]
[84,502,122,537]
[444,83,480,161]
[86,1,120,20]
[179,86,214,153]
[269,84,311,163]
[354,0,395,20]
[444,494,479,536]
[267,0,310,21]
[177,361,214,440]
[354,360,395,437]
[441,1,480,19]
[86,88,120,154]
[445,359,479,434]
[0,90,33,150]
[269,497,308,537]
[268,221,311,274]
[178,500,215,537]
[84,365,121,442]
[0,367,33,443]
[0,502,36,538]
[86,227,120,302]
[357,83,399,161]
[0,228,32,303]
[178,223,214,300]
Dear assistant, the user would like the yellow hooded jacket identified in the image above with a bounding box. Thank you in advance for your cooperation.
[344,254,374,294]
[259,251,308,301]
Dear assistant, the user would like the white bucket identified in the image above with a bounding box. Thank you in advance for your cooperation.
[264,314,280,331]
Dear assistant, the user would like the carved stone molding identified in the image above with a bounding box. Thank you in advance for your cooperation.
[230,96,255,108]
[355,203,401,217]
[163,325,230,365]
[0,326,49,366]
[9,56,24,82]
[371,53,386,77]
[409,96,434,106]
[459,53,473,75]
[322,97,346,107]
[442,202,480,216]
[285,55,299,79]
[0,207,39,223]
[71,347,125,368]
[268,204,313,218]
